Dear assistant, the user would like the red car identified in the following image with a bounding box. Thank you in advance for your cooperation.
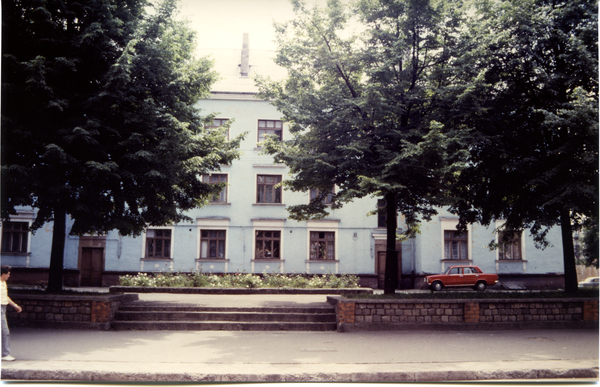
[425,265,498,291]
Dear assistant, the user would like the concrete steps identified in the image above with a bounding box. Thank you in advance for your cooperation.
[113,302,337,331]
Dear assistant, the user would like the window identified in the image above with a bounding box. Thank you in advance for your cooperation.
[146,229,171,259]
[310,231,335,260]
[1,222,28,253]
[255,231,280,259]
[200,230,226,259]
[257,175,282,203]
[498,231,522,260]
[206,118,229,138]
[444,231,468,260]
[258,120,282,142]
[203,174,227,203]
[310,188,333,204]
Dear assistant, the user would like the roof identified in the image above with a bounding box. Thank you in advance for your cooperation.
[197,48,288,94]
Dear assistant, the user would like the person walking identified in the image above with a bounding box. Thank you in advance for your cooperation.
[1,265,22,361]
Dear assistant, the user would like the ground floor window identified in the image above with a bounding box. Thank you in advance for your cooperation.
[255,230,280,259]
[146,229,171,259]
[200,230,226,259]
[444,230,468,260]
[1,221,29,253]
[310,231,335,260]
[498,231,522,260]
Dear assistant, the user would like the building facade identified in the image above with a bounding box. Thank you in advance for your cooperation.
[0,36,567,289]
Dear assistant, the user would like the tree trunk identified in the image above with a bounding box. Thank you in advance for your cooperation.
[560,209,578,292]
[47,206,66,293]
[384,192,399,294]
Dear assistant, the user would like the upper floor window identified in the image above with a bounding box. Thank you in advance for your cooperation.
[146,229,171,259]
[255,230,280,259]
[498,231,522,260]
[258,120,282,142]
[1,221,28,253]
[203,174,227,203]
[310,188,333,205]
[310,231,335,260]
[444,231,468,260]
[200,230,226,259]
[206,118,229,139]
[257,175,282,203]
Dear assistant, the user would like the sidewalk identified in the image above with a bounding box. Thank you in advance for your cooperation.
[2,293,598,382]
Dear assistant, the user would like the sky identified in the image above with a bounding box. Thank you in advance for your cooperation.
[176,0,303,51]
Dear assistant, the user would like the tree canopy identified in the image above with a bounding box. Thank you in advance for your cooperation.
[258,0,469,293]
[448,0,598,291]
[2,0,242,291]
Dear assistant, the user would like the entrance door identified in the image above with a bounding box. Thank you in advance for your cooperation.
[81,247,103,287]
[376,251,400,289]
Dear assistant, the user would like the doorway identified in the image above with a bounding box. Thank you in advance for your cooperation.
[376,251,401,290]
[81,247,103,287]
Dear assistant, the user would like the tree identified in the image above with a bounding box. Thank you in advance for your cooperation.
[2,0,242,292]
[580,216,599,268]
[257,0,468,293]
[449,0,598,291]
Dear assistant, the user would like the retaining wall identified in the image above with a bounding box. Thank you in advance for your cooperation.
[327,296,599,331]
[6,293,138,330]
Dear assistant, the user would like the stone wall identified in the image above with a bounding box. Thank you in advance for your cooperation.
[327,297,599,331]
[6,293,138,330]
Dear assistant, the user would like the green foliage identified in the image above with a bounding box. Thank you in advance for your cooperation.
[119,271,361,288]
[2,0,243,291]
[447,0,598,291]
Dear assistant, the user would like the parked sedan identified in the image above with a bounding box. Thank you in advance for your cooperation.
[578,277,599,289]
[425,265,498,291]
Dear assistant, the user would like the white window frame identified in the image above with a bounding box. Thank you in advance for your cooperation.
[251,219,285,273]
[440,217,472,272]
[255,174,283,204]
[0,211,34,266]
[306,219,339,274]
[203,173,229,204]
[494,220,527,273]
[197,218,230,272]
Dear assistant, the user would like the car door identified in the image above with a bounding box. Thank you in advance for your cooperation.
[462,267,478,286]
[445,267,462,286]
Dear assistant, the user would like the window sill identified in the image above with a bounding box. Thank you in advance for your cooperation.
[441,259,473,263]
[196,258,230,262]
[208,202,231,206]
[253,203,285,206]
[0,252,30,256]
[497,259,527,262]
[141,258,173,261]
[252,259,284,262]
[306,259,339,263]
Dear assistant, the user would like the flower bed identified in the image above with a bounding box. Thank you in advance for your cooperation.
[118,272,361,289]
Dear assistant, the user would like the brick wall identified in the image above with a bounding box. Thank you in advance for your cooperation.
[329,297,598,331]
[7,293,138,330]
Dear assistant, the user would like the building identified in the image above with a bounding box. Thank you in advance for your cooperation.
[1,35,567,289]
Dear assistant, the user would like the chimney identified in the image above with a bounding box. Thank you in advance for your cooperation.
[240,33,250,77]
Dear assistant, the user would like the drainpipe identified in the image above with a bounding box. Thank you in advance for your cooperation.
[241,33,250,76]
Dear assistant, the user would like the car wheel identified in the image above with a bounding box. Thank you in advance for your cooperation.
[474,281,487,291]
[431,281,443,291]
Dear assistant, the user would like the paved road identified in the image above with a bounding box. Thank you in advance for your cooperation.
[2,327,597,382]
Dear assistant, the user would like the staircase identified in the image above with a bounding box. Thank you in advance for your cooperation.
[113,302,337,331]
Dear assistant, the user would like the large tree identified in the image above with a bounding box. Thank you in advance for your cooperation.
[258,0,468,293]
[449,0,598,291]
[2,0,242,292]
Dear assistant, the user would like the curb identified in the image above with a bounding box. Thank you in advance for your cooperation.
[2,361,598,382]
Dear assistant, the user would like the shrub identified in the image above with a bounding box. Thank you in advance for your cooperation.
[118,271,361,289]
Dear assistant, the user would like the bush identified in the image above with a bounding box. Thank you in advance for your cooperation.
[118,271,360,288]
